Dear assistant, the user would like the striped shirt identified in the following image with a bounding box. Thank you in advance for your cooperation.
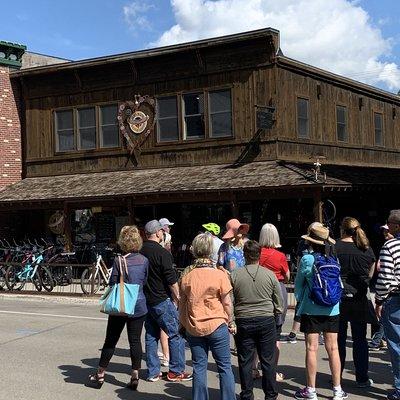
[376,237,400,303]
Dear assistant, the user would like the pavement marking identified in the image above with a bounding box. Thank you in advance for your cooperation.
[0,310,107,321]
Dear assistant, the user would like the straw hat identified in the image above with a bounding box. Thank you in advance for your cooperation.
[222,219,249,240]
[301,224,335,245]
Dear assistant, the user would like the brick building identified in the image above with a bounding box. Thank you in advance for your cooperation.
[0,41,69,190]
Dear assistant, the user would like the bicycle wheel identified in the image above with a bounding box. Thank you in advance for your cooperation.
[32,271,42,292]
[5,265,26,291]
[80,268,101,294]
[40,266,55,292]
[0,265,6,290]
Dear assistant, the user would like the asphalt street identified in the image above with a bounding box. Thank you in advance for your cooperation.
[0,294,394,400]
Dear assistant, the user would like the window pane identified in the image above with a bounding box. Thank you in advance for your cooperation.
[100,104,117,125]
[158,96,177,118]
[79,127,96,149]
[101,125,120,148]
[185,115,204,138]
[58,130,74,151]
[158,118,179,142]
[297,98,308,119]
[184,93,204,115]
[336,106,347,141]
[210,90,231,113]
[184,93,204,138]
[374,113,382,130]
[210,112,232,137]
[78,107,95,128]
[56,110,73,130]
[298,118,309,138]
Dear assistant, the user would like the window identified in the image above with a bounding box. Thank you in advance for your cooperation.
[54,103,119,152]
[297,98,309,138]
[336,105,347,141]
[157,96,179,142]
[155,88,233,143]
[55,110,74,151]
[78,107,96,150]
[183,92,205,139]
[374,112,383,146]
[209,89,232,138]
[100,105,119,148]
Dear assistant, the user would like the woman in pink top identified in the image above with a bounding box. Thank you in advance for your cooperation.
[258,223,290,381]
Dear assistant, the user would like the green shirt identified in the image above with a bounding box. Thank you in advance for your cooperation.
[231,263,283,319]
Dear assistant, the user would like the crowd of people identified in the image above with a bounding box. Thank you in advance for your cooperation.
[88,211,400,400]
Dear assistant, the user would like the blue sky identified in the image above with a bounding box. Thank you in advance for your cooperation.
[1,0,400,92]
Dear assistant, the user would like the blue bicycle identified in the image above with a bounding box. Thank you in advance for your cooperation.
[5,247,54,292]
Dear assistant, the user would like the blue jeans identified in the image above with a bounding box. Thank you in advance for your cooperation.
[235,316,278,400]
[338,319,369,383]
[145,298,185,378]
[187,324,235,400]
[382,296,400,391]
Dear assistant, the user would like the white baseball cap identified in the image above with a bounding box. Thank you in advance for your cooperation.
[159,217,174,226]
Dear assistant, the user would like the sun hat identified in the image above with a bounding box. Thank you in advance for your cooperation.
[145,220,163,235]
[159,217,174,226]
[222,218,249,240]
[380,224,389,230]
[301,224,335,245]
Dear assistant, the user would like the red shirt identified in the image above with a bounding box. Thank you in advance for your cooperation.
[259,247,289,282]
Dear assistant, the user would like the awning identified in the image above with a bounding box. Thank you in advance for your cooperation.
[0,160,395,205]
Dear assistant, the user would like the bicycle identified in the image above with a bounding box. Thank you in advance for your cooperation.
[5,246,55,292]
[80,247,114,294]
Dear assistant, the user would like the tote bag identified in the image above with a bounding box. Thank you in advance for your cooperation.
[100,256,140,316]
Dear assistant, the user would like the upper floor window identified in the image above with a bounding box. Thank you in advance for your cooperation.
[336,105,347,142]
[156,88,233,142]
[54,103,119,152]
[374,112,383,146]
[297,98,309,138]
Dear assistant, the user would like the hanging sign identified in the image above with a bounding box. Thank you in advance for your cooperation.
[117,94,156,154]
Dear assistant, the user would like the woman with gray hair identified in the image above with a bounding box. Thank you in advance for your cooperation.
[179,233,235,400]
[258,223,289,381]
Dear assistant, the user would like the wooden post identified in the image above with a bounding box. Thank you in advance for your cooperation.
[128,197,135,224]
[63,202,72,251]
[230,194,239,218]
[313,189,323,223]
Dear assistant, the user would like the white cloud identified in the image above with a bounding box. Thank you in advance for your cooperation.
[123,1,154,31]
[153,0,400,92]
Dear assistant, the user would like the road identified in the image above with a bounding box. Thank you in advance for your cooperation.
[0,294,394,400]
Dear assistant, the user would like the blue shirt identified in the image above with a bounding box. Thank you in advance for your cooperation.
[294,254,339,316]
[110,252,149,317]
[218,242,245,271]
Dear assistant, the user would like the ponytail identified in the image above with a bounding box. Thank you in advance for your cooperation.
[354,226,369,251]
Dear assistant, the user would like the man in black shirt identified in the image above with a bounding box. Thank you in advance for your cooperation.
[140,220,192,382]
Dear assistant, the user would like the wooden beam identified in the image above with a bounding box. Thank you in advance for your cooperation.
[313,189,323,223]
[63,202,72,251]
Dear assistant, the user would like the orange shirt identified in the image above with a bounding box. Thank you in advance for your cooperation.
[179,267,232,337]
[259,247,289,282]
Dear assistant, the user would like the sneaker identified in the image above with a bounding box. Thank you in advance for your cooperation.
[161,358,169,367]
[333,390,348,400]
[388,390,400,400]
[147,372,163,382]
[356,378,373,388]
[282,332,298,344]
[294,387,318,399]
[167,371,193,382]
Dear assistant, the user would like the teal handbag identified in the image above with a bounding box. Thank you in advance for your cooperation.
[100,256,140,316]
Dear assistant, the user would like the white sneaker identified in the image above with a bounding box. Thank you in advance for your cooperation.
[333,390,348,400]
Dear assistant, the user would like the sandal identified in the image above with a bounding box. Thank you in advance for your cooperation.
[252,368,261,379]
[127,377,139,391]
[276,372,285,382]
[89,372,105,388]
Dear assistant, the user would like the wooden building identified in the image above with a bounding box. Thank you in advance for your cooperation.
[1,28,400,257]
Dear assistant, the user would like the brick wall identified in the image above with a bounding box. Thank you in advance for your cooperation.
[0,65,22,189]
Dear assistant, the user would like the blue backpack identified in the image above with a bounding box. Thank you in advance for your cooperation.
[309,253,343,307]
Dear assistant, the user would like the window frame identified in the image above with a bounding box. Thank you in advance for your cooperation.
[99,103,120,148]
[296,97,310,139]
[336,104,348,142]
[155,85,234,144]
[208,89,233,139]
[53,101,121,154]
[373,111,384,147]
[156,94,181,143]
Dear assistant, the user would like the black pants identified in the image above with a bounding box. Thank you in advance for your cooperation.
[99,314,146,370]
[235,316,278,400]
